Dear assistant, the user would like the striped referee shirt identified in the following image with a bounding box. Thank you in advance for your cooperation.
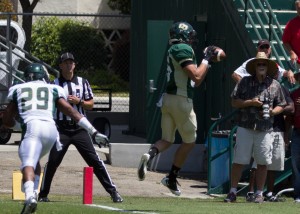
[53,75,93,121]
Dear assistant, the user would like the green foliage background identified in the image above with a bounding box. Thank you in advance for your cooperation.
[0,0,17,21]
[79,68,129,93]
[30,17,129,92]
[31,17,107,71]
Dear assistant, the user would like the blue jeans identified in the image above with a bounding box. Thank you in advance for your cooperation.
[291,129,300,199]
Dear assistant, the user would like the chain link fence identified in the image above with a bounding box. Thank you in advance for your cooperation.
[0,13,130,113]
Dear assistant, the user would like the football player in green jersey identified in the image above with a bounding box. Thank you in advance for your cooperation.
[138,21,218,195]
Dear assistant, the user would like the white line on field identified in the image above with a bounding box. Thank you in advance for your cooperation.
[87,204,159,214]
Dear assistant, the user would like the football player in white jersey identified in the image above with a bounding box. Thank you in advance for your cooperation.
[2,63,108,214]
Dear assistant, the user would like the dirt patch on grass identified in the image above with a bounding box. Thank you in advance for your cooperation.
[0,145,209,200]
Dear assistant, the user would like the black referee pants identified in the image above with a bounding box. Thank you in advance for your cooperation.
[39,128,117,197]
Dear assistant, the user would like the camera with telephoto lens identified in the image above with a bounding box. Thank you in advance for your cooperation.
[260,95,270,120]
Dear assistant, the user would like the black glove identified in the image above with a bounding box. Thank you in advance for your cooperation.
[92,131,109,148]
[203,46,217,63]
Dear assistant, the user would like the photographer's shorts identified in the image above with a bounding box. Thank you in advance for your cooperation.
[233,127,272,165]
[161,93,197,143]
[251,131,285,171]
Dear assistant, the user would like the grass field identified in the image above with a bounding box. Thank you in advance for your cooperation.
[1,194,300,214]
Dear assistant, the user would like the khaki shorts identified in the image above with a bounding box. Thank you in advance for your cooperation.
[161,93,197,143]
[233,127,273,165]
[252,132,285,171]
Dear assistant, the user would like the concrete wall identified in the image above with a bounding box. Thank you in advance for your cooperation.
[109,143,206,174]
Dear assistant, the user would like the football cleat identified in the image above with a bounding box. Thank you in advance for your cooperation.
[137,153,150,181]
[21,196,37,214]
[161,176,181,196]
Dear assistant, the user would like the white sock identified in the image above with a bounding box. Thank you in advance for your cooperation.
[230,188,237,194]
[24,181,34,200]
[266,192,273,197]
[34,175,40,194]
[255,190,263,196]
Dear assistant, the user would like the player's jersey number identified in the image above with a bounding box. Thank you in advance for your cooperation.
[20,87,49,112]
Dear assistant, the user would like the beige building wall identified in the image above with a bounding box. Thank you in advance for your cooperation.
[16,0,130,29]
[17,0,116,14]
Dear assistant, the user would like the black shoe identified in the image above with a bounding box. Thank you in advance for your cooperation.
[38,196,50,202]
[161,176,181,196]
[224,192,237,203]
[246,192,255,202]
[110,191,123,203]
[264,193,276,202]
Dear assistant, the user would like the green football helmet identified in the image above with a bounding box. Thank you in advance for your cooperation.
[169,22,197,45]
[24,63,49,82]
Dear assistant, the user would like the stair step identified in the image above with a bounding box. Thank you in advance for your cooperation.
[245,24,285,29]
[233,0,296,11]
[268,0,296,10]
[238,9,296,14]
[245,26,285,42]
[245,26,283,42]
[238,10,296,25]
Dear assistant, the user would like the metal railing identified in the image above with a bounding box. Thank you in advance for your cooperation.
[257,0,291,69]
[0,33,60,83]
[239,0,290,69]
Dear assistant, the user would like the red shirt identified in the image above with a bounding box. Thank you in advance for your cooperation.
[291,88,300,128]
[282,16,300,64]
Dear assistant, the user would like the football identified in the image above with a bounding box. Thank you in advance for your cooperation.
[204,46,226,63]
[213,47,226,62]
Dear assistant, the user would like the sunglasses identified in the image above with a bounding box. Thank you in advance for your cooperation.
[257,63,267,67]
[259,44,270,49]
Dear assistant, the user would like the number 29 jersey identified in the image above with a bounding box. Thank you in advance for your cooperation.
[7,80,67,125]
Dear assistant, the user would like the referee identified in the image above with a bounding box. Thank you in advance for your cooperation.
[38,52,123,203]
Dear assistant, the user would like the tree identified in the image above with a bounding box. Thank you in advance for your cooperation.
[19,0,40,52]
[108,0,131,14]
[0,0,17,21]
[31,17,107,71]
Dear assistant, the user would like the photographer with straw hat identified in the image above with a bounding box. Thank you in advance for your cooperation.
[224,51,287,203]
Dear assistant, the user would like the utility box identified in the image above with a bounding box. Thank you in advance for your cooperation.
[209,130,231,188]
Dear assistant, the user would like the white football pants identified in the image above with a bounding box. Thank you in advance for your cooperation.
[18,120,58,170]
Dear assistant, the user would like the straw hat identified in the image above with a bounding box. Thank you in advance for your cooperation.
[246,52,278,77]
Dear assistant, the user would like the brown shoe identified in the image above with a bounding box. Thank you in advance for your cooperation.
[224,192,237,203]
[254,194,264,203]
